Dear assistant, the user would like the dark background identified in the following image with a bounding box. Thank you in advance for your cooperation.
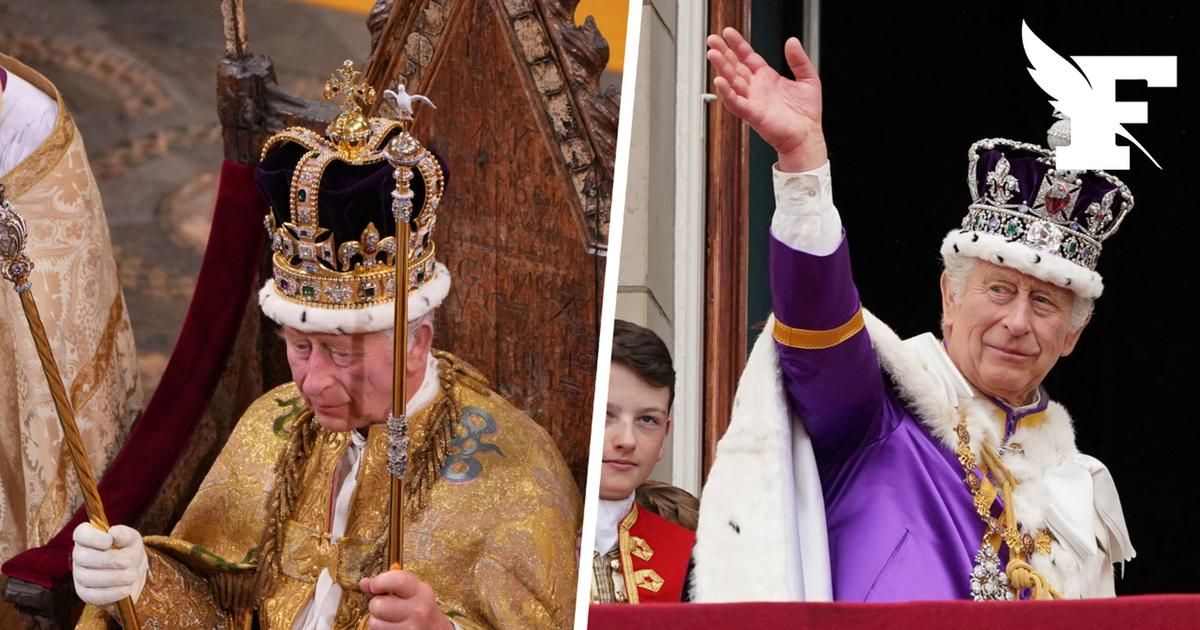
[746,0,1199,595]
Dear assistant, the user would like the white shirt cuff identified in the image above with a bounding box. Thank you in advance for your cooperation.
[769,161,843,256]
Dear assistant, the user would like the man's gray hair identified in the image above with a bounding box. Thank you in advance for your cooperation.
[942,256,1093,332]
[383,310,436,349]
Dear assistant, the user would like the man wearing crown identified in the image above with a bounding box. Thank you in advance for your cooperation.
[691,30,1134,603]
[67,62,581,629]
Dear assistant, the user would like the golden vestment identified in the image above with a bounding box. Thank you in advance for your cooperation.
[79,352,580,629]
[0,53,141,562]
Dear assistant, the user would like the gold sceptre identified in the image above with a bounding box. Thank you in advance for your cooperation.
[382,84,431,571]
[0,184,140,629]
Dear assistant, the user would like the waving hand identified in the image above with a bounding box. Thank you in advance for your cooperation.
[706,28,827,172]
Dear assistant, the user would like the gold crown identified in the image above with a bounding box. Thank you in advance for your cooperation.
[260,60,444,312]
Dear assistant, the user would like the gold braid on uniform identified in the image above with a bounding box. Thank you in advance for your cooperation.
[253,409,322,606]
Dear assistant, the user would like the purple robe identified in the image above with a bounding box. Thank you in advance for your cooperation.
[771,233,1047,601]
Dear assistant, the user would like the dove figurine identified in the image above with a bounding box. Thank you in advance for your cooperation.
[383,84,436,119]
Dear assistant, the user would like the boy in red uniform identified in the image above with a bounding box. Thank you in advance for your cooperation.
[591,320,697,603]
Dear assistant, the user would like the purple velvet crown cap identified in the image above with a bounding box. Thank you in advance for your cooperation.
[941,121,1136,300]
[253,120,452,333]
[254,132,448,249]
[967,141,1132,243]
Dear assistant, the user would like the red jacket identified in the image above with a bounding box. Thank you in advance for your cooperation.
[615,503,695,603]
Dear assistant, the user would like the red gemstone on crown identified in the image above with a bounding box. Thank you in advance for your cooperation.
[1046,192,1069,216]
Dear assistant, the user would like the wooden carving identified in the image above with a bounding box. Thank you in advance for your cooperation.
[215,0,617,488]
[363,0,617,488]
[366,0,616,251]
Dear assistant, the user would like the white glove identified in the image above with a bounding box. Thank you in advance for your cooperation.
[72,522,148,606]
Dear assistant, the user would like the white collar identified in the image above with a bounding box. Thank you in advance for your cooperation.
[594,493,635,556]
[907,332,1044,414]
[904,332,974,409]
[0,63,59,178]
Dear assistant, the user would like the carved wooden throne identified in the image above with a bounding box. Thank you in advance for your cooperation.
[360,0,615,487]
[225,0,615,485]
[1,0,615,626]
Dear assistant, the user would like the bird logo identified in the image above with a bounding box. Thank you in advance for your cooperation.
[1021,20,1176,171]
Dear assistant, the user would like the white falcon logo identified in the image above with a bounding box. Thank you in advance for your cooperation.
[1021,21,1176,171]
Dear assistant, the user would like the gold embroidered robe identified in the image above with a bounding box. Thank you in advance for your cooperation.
[0,53,141,562]
[78,353,580,629]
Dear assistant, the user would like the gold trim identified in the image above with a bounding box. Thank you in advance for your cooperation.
[259,118,403,166]
[632,569,665,593]
[0,52,76,199]
[270,249,438,308]
[289,146,337,228]
[1016,410,1048,432]
[69,291,128,411]
[629,535,653,561]
[616,504,640,604]
[773,306,865,350]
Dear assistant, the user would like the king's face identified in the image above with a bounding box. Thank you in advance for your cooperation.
[280,327,395,432]
[941,261,1086,406]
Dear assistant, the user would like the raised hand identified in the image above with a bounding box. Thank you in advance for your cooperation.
[706,28,827,172]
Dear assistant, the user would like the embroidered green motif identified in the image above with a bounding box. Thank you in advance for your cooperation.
[272,395,305,436]
[188,544,245,571]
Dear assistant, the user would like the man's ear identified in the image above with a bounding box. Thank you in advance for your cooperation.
[1061,312,1091,357]
[940,270,958,335]
[406,320,434,374]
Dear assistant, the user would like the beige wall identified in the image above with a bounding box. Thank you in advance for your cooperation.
[615,0,677,484]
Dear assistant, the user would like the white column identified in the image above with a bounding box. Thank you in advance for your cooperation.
[670,0,707,497]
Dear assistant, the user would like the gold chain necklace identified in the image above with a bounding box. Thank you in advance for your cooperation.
[954,413,1058,600]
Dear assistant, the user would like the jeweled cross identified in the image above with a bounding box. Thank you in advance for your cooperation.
[323,60,376,112]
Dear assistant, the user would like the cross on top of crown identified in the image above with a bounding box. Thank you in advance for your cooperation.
[324,60,376,113]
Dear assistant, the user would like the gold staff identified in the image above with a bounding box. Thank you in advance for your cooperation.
[381,85,431,570]
[0,184,140,629]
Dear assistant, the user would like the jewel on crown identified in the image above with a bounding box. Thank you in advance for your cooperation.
[959,117,1134,271]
